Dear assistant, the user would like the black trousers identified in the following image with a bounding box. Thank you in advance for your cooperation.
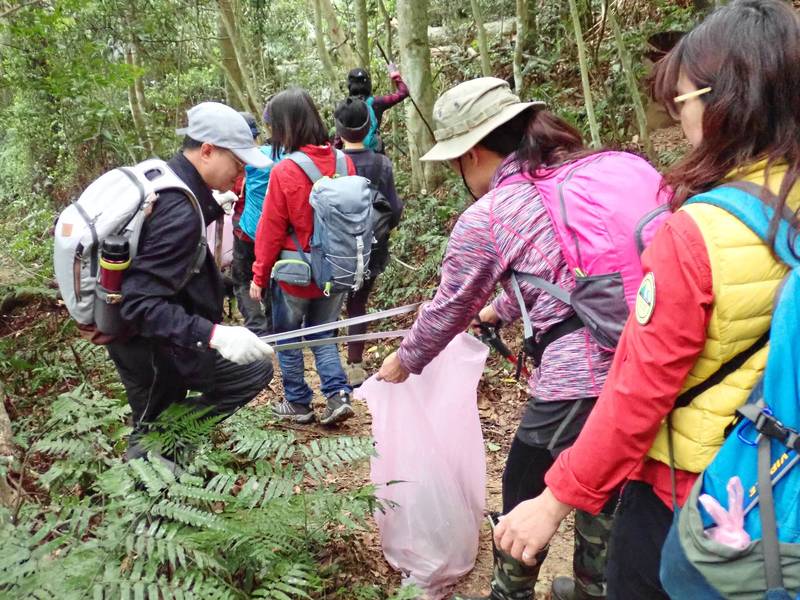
[107,337,272,458]
[345,276,378,364]
[502,436,617,597]
[231,236,271,335]
[606,481,672,600]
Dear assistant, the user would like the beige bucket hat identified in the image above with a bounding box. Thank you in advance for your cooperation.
[421,77,545,162]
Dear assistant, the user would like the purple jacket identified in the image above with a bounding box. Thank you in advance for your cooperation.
[396,155,612,401]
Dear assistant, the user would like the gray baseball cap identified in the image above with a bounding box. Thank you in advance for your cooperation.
[176,102,272,169]
[421,77,545,162]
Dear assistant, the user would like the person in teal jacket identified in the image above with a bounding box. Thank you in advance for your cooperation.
[231,110,284,336]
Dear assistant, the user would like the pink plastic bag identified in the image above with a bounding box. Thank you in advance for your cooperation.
[355,333,489,598]
[206,213,234,268]
[698,476,751,550]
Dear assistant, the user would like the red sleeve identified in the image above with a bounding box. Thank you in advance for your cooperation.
[252,168,289,288]
[545,211,714,514]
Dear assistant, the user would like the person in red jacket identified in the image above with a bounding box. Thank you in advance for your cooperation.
[493,2,800,599]
[250,88,355,426]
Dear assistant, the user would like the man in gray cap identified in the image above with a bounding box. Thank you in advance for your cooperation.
[106,101,275,464]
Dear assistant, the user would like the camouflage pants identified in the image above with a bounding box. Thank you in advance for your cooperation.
[573,501,616,597]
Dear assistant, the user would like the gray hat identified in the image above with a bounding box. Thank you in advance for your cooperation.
[421,77,545,162]
[176,102,272,169]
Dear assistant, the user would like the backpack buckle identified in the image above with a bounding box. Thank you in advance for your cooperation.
[753,411,790,444]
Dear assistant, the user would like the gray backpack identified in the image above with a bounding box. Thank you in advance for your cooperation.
[53,158,205,335]
[275,150,374,295]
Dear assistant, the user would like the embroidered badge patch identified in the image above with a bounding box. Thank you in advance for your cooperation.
[635,272,656,325]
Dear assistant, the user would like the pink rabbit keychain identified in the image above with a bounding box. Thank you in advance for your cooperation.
[698,476,752,550]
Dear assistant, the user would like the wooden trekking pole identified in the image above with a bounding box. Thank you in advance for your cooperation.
[376,40,437,141]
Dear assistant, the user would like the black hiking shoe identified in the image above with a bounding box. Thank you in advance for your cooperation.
[320,390,354,425]
[272,400,315,424]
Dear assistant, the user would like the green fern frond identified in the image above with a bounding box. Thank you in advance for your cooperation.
[140,405,223,461]
[125,521,223,574]
[34,437,92,458]
[169,483,231,505]
[205,473,237,496]
[92,572,235,600]
[229,428,296,462]
[252,562,320,599]
[150,501,229,532]
[300,437,374,481]
[234,465,301,509]
[128,457,174,496]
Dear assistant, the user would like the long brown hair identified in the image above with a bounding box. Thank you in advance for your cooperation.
[266,88,329,160]
[653,0,800,239]
[477,108,591,175]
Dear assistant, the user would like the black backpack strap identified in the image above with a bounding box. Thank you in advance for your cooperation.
[510,273,583,368]
[674,331,770,409]
[176,190,209,290]
[527,315,584,367]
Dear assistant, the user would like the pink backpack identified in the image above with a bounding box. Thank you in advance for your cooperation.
[498,151,671,354]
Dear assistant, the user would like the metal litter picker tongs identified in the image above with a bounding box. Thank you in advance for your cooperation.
[258,302,420,350]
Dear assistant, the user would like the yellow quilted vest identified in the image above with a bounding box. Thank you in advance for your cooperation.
[647,161,798,473]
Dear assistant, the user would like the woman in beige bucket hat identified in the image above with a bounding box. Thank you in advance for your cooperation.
[376,77,616,600]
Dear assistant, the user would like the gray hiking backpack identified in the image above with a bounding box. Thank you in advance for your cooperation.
[53,158,206,336]
[279,150,374,294]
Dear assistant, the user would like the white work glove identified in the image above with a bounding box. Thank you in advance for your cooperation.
[209,324,274,364]
[213,190,238,215]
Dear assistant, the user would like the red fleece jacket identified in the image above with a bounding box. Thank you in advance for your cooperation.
[545,210,714,512]
[252,144,355,298]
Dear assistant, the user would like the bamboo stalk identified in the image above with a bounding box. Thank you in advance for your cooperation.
[567,0,601,147]
[470,0,492,76]
[354,0,369,67]
[311,0,340,96]
[608,10,653,158]
[513,0,527,93]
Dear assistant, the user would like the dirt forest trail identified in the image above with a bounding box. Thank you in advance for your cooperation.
[256,339,574,598]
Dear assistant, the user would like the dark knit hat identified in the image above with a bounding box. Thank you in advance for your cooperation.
[238,111,260,139]
[347,67,372,97]
[334,96,371,143]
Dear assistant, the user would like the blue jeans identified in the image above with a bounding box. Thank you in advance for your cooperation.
[271,282,351,406]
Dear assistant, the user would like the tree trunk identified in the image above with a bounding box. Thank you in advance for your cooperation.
[354,0,370,67]
[0,385,17,510]
[318,0,358,70]
[513,0,537,95]
[311,0,341,96]
[513,0,526,93]
[218,5,245,107]
[377,0,394,61]
[397,0,442,192]
[470,0,492,77]
[608,10,653,159]
[567,0,601,147]
[124,45,152,157]
[217,0,261,116]
[121,8,153,157]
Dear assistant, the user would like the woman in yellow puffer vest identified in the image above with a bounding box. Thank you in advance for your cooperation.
[491,1,800,599]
